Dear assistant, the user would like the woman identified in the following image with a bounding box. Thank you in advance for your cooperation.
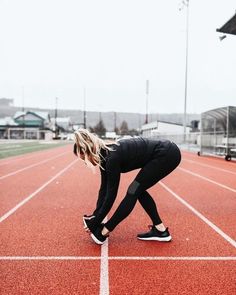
[74,129,181,245]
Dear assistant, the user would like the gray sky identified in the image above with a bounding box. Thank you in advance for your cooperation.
[0,0,235,114]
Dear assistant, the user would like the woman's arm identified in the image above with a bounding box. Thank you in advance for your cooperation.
[92,169,107,216]
[91,159,121,227]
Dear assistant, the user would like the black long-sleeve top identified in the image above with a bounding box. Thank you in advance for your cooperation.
[93,137,172,223]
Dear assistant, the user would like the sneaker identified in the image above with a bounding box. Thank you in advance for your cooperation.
[137,225,172,242]
[83,214,95,230]
[90,224,109,245]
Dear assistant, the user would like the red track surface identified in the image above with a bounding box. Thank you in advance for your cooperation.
[1,145,236,294]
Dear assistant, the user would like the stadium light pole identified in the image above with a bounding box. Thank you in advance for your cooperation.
[114,111,117,132]
[55,97,58,138]
[22,86,25,139]
[183,0,189,142]
[83,87,87,129]
[22,86,25,112]
[145,80,149,124]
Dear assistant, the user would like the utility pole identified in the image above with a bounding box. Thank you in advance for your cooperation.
[181,0,190,142]
[22,86,25,112]
[83,87,87,129]
[55,97,58,138]
[114,111,117,132]
[145,80,149,124]
[22,86,25,139]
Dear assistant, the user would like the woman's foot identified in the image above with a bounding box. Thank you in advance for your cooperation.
[90,224,109,245]
[83,214,95,231]
[137,225,172,242]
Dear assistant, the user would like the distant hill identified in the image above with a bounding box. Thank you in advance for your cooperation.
[0,105,200,131]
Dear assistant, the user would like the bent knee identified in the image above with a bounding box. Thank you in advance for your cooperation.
[127,180,141,195]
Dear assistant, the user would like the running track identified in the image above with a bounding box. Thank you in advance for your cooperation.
[0,145,236,294]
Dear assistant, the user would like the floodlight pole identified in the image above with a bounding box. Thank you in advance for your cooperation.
[114,111,117,132]
[83,87,87,129]
[145,80,149,124]
[22,86,25,112]
[183,0,189,142]
[22,86,25,139]
[55,97,58,138]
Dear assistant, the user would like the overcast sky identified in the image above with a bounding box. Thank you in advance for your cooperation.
[0,0,235,114]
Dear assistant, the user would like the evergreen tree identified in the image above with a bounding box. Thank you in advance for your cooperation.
[128,129,139,136]
[114,126,120,135]
[88,126,95,133]
[93,120,106,137]
[120,120,129,136]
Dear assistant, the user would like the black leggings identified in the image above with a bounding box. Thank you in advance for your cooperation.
[104,142,181,231]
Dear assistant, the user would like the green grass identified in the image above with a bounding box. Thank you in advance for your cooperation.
[0,140,72,159]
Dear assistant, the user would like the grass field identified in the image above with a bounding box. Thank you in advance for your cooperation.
[0,140,71,159]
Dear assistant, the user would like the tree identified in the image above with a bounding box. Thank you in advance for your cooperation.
[93,119,106,137]
[88,126,95,133]
[128,129,140,136]
[120,120,129,136]
[114,126,120,135]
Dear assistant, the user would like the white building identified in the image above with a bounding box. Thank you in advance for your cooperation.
[141,121,191,137]
[141,120,194,145]
[51,117,73,132]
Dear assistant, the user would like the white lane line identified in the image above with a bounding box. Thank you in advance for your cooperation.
[0,256,101,260]
[178,167,236,193]
[0,154,37,166]
[0,159,77,223]
[100,217,109,295]
[0,152,47,166]
[0,256,236,261]
[0,144,70,166]
[0,151,69,180]
[109,256,236,260]
[160,181,236,249]
[183,159,236,176]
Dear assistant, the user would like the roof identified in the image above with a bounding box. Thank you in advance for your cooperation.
[0,117,18,126]
[142,120,191,130]
[216,13,236,35]
[14,111,49,120]
[202,106,236,117]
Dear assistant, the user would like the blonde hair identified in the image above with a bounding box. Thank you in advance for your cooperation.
[73,128,116,169]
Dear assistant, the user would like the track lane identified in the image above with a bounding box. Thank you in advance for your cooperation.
[108,173,236,257]
[182,158,236,175]
[0,145,71,176]
[107,153,236,294]
[0,153,76,216]
[162,169,236,241]
[0,151,71,180]
[109,260,236,295]
[181,150,236,171]
[0,158,103,295]
[179,161,236,189]
[0,160,101,257]
[1,148,236,295]
[1,260,100,295]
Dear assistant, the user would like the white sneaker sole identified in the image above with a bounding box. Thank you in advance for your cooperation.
[90,233,105,245]
[137,235,172,242]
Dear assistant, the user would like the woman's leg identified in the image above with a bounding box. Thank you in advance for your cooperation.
[138,191,162,225]
[104,143,181,232]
